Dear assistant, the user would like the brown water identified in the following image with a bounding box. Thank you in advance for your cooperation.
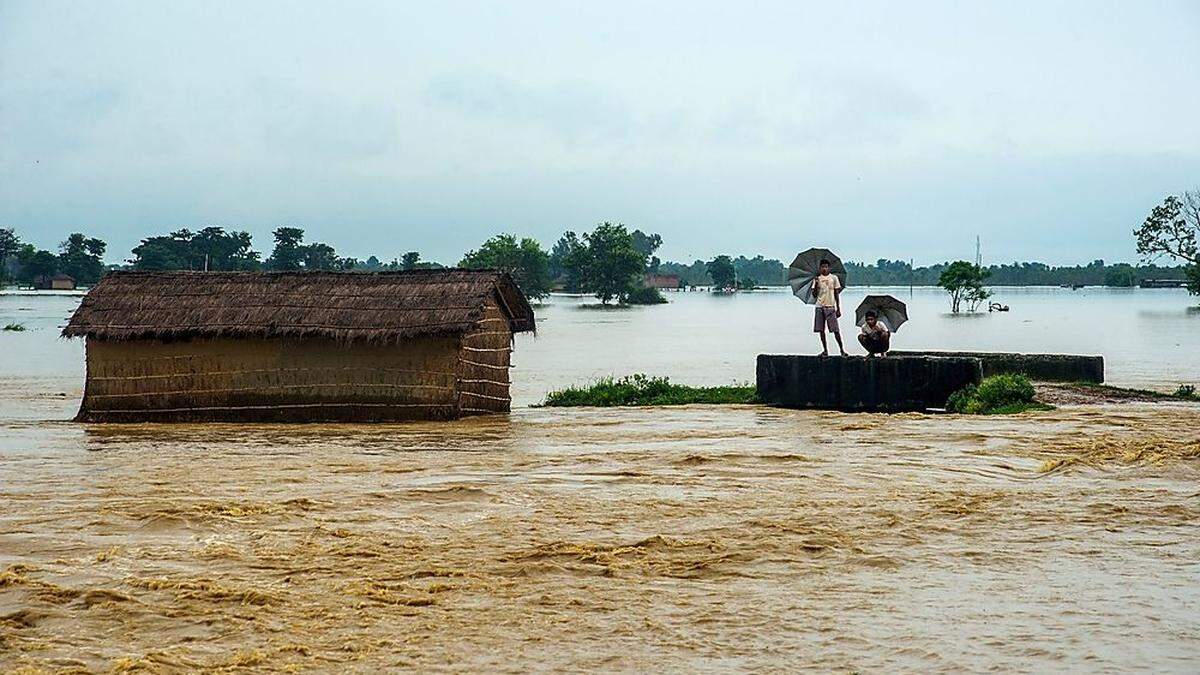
[3,291,1200,671]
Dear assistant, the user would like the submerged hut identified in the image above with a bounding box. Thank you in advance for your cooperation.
[62,269,535,422]
[34,273,76,290]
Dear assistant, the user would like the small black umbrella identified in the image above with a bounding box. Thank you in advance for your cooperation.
[788,247,847,305]
[855,294,908,332]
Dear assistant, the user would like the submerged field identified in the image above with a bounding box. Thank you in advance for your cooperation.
[2,391,1199,671]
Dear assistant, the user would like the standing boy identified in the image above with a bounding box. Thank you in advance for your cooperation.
[858,310,891,356]
[811,259,846,356]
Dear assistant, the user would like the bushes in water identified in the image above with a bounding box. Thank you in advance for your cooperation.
[2,323,26,332]
[623,285,668,305]
[946,373,1048,414]
[542,374,757,407]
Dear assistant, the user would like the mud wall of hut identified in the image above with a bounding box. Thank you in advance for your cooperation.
[456,301,513,415]
[79,335,462,422]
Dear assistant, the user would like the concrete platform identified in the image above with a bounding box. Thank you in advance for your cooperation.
[889,351,1103,383]
[757,355,982,412]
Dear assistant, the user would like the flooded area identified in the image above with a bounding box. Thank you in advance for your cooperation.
[3,289,1200,671]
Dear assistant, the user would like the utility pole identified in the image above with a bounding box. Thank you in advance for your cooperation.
[975,235,982,268]
[909,257,914,297]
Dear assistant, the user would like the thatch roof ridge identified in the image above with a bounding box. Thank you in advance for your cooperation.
[63,268,535,343]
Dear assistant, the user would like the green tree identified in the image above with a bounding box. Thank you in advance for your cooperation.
[549,231,585,292]
[630,229,663,273]
[58,233,107,285]
[401,251,421,270]
[573,222,646,304]
[1104,264,1137,287]
[266,227,307,270]
[131,228,260,271]
[0,228,21,284]
[938,261,991,313]
[706,255,736,290]
[16,245,59,285]
[459,234,551,299]
[1135,189,1200,295]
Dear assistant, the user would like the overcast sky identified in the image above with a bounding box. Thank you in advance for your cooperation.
[2,0,1198,266]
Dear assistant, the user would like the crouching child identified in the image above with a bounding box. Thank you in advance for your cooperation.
[858,310,890,356]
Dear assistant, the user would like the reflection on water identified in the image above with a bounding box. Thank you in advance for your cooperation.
[2,288,1200,671]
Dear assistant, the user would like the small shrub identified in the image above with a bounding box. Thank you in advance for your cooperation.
[1175,384,1197,399]
[946,373,1041,414]
[945,385,977,414]
[974,373,1036,410]
[623,286,668,305]
[2,322,26,332]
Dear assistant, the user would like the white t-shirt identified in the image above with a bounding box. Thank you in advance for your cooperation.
[861,321,890,336]
[813,274,841,307]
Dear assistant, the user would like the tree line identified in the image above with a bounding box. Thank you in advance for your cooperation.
[3,186,1196,299]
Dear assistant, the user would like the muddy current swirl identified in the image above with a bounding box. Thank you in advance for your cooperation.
[2,389,1199,672]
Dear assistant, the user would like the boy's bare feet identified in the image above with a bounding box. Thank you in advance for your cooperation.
[818,350,828,357]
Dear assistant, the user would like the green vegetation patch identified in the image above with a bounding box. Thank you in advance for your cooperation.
[2,322,26,332]
[623,286,668,305]
[542,374,758,407]
[947,373,1051,414]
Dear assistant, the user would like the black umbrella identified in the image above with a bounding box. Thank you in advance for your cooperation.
[787,247,847,305]
[855,294,908,332]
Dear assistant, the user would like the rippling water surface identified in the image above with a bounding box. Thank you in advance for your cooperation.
[2,289,1199,672]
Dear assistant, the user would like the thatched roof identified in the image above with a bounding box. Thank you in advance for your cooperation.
[62,269,536,343]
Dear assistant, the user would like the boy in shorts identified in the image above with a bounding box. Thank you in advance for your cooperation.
[811,259,846,356]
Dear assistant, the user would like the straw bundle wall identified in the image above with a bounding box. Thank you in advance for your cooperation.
[456,301,513,415]
[79,336,462,423]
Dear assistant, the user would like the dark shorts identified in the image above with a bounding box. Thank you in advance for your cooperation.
[859,331,890,353]
[813,306,839,333]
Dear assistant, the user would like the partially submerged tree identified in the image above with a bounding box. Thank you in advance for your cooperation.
[1135,189,1200,294]
[706,255,736,290]
[938,261,991,313]
[576,222,646,304]
[459,234,552,300]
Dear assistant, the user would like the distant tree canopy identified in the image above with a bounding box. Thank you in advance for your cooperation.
[630,229,663,274]
[17,246,59,284]
[706,255,736,290]
[570,222,647,304]
[1135,189,1200,294]
[549,231,585,293]
[459,234,552,300]
[265,227,354,271]
[131,227,259,271]
[58,233,107,285]
[938,261,991,313]
[0,228,21,283]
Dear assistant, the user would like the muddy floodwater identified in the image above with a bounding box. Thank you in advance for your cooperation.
[2,290,1200,671]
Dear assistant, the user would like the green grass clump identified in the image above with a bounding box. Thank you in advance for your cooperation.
[2,322,26,332]
[946,373,1049,414]
[623,286,668,305]
[542,374,757,407]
